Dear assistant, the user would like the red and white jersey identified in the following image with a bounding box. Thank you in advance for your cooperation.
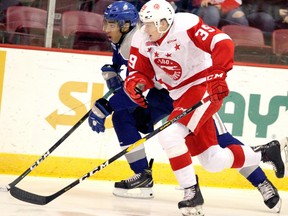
[128,13,234,100]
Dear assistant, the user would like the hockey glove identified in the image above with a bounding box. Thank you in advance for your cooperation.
[206,66,229,103]
[124,73,154,108]
[101,64,123,92]
[88,98,113,133]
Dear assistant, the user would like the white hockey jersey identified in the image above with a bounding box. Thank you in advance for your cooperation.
[128,13,234,100]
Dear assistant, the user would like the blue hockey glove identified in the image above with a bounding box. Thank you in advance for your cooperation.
[101,64,123,92]
[88,98,113,133]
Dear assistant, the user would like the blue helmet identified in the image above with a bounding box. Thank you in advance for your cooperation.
[104,1,139,28]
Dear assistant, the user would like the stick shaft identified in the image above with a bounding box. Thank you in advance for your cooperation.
[10,97,208,205]
[7,90,113,189]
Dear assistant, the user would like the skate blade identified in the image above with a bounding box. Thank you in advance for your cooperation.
[272,197,282,213]
[113,188,154,199]
[280,137,288,177]
[180,205,204,216]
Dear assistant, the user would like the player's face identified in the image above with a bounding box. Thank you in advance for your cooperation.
[103,20,122,43]
[142,22,162,41]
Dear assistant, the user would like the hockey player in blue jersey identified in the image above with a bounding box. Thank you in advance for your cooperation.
[88,1,173,199]
[87,0,282,212]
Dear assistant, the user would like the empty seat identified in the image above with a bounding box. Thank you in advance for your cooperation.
[272,29,288,64]
[6,6,48,46]
[31,0,82,27]
[60,10,111,51]
[222,25,272,64]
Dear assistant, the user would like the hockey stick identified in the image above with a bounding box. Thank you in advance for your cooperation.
[9,96,209,205]
[2,89,113,192]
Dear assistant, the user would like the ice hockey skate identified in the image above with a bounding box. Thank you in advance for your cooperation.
[178,175,204,216]
[279,137,288,176]
[257,179,282,213]
[113,159,154,199]
[252,140,285,178]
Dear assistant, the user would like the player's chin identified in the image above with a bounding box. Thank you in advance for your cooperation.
[109,37,118,44]
[149,35,156,42]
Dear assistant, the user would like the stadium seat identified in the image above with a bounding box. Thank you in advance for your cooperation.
[60,10,111,51]
[6,6,48,46]
[31,0,82,28]
[221,25,272,64]
[272,29,288,64]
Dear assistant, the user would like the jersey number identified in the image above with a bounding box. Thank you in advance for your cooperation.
[128,54,137,69]
[195,24,215,41]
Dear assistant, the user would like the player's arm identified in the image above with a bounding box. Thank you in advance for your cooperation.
[124,39,155,108]
[187,17,234,71]
[187,18,234,102]
[88,49,124,133]
[101,63,123,93]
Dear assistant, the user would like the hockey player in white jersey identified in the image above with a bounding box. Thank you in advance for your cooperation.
[123,0,285,215]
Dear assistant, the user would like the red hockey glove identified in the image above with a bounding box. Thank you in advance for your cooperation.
[206,67,229,103]
[124,73,154,108]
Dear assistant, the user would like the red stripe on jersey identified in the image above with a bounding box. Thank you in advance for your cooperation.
[227,144,245,168]
[169,151,192,171]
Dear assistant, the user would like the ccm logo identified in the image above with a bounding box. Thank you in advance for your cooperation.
[207,72,225,80]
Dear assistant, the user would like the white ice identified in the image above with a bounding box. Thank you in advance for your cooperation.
[1,174,288,216]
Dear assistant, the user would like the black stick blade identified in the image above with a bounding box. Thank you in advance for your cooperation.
[10,186,50,205]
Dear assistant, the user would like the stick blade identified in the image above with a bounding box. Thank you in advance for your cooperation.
[9,186,50,205]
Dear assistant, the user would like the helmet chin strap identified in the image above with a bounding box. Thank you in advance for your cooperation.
[157,24,170,38]
[156,18,171,33]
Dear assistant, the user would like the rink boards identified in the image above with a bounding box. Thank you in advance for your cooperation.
[0,45,287,190]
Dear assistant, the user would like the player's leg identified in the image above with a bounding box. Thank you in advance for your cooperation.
[185,117,284,214]
[146,87,174,124]
[213,113,282,212]
[219,137,282,211]
[112,109,153,199]
[110,87,174,199]
[158,122,205,216]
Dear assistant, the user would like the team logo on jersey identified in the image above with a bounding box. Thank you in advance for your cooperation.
[154,58,182,80]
